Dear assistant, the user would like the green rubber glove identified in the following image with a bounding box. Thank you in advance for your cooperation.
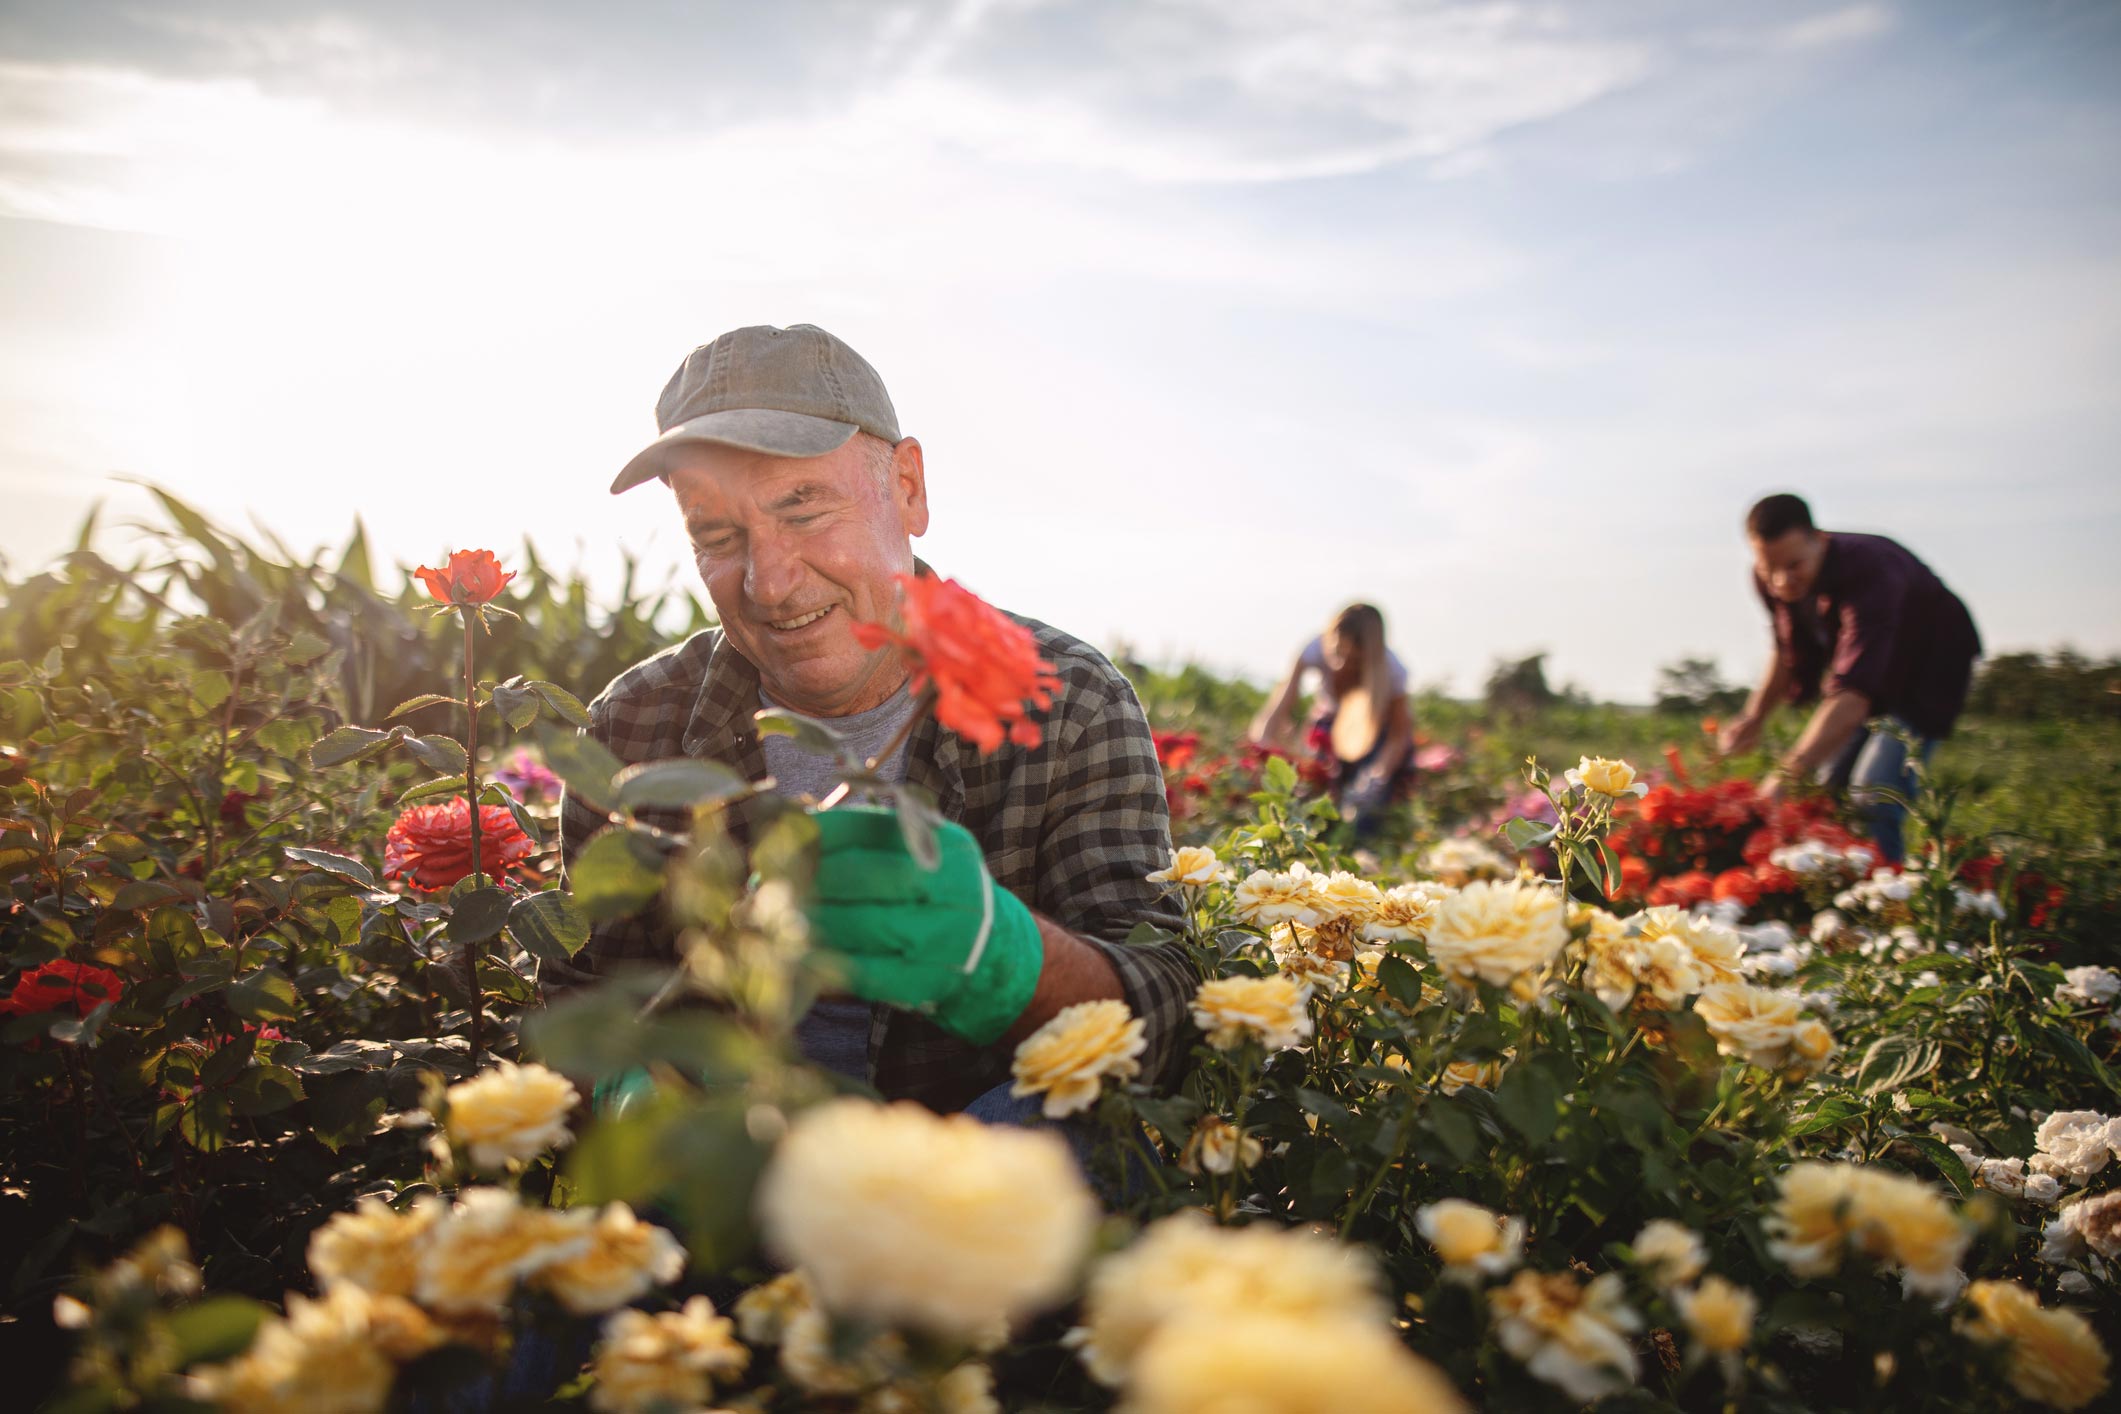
[591,1066,658,1118]
[808,806,1044,1046]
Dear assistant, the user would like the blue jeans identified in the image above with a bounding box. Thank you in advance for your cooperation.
[1820,717,1935,865]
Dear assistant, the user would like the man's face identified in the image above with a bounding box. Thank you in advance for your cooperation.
[668,435,929,717]
[1751,528,1827,603]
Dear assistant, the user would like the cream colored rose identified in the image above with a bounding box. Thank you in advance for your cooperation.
[308,1196,440,1299]
[1635,907,1743,989]
[780,1304,908,1394]
[1067,1212,1385,1386]
[1422,837,1509,887]
[1416,1199,1524,1280]
[1960,1280,2111,1411]
[1147,847,1228,887]
[1490,1270,1642,1406]
[1677,1276,1757,1354]
[1190,974,1315,1051]
[415,1187,595,1316]
[1366,882,1446,943]
[1790,1018,1838,1070]
[732,1269,815,1345]
[1568,756,1646,797]
[1231,863,1324,926]
[1630,1219,1706,1286]
[1425,878,1569,992]
[1693,983,1805,1068]
[1439,1056,1508,1095]
[1765,1162,1968,1297]
[860,1362,1002,1414]
[1313,870,1386,925]
[1274,941,1351,994]
[589,1296,749,1414]
[533,1203,687,1315]
[196,1287,401,1414]
[756,1098,1097,1339]
[1178,1116,1263,1176]
[1010,999,1147,1118]
[443,1060,580,1171]
[1120,1311,1468,1414]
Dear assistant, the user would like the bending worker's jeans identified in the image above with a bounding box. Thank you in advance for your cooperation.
[1819,716,1935,865]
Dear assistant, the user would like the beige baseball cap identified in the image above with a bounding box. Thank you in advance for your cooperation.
[609,323,902,494]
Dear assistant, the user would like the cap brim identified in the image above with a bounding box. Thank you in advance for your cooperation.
[609,408,861,494]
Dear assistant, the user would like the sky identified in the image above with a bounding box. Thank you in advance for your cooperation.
[1,0,2116,702]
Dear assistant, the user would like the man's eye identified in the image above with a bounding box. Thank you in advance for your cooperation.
[694,536,735,555]
[788,514,822,528]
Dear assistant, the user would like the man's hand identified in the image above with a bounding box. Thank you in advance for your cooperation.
[807,807,1044,1046]
[1756,768,1790,805]
[1718,713,1764,757]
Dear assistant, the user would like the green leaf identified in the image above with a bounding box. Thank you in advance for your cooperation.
[1899,1132,1973,1196]
[753,708,848,758]
[489,681,539,731]
[1492,1061,1563,1146]
[111,879,190,911]
[569,828,667,920]
[168,1295,269,1364]
[527,679,594,728]
[283,847,377,890]
[190,668,233,711]
[613,759,748,812]
[447,887,513,945]
[1261,753,1298,794]
[229,1064,305,1116]
[2041,1026,2121,1103]
[1852,1035,1942,1097]
[1295,1087,1355,1128]
[1374,955,1426,1011]
[538,724,623,813]
[306,1071,387,1151]
[387,693,463,720]
[508,890,591,962]
[309,725,400,768]
[1502,816,1557,851]
[180,1090,235,1152]
[226,970,300,1024]
[404,733,470,776]
[254,717,315,759]
[399,776,467,805]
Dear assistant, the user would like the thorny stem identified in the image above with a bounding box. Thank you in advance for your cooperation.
[462,610,484,1066]
[815,684,939,811]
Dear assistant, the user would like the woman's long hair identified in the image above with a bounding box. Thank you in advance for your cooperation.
[1328,602,1392,708]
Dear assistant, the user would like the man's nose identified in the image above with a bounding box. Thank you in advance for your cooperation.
[743,529,804,608]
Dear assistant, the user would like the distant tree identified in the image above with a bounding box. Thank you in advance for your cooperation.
[1966,649,2121,722]
[1485,653,1559,717]
[1654,656,1750,716]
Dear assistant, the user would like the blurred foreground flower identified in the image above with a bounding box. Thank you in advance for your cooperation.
[1765,1162,1968,1298]
[590,1296,749,1414]
[756,1097,1097,1338]
[415,548,515,606]
[1490,1270,1642,1405]
[1958,1279,2110,1410]
[1417,1199,1524,1281]
[382,798,535,892]
[853,573,1060,753]
[1120,1310,1467,1414]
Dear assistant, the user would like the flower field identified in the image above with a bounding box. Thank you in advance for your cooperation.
[6,502,2121,1412]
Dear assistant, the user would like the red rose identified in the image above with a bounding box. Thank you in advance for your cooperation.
[1711,868,1763,908]
[853,574,1062,754]
[1153,731,1200,774]
[1618,855,1652,899]
[383,797,536,892]
[4,959,124,1020]
[415,549,515,606]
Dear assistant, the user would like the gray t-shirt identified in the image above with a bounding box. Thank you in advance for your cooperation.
[762,687,918,1081]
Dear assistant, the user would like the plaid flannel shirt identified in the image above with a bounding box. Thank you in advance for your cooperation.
[545,609,1193,1113]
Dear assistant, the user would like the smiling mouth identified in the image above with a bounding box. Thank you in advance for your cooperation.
[767,605,835,631]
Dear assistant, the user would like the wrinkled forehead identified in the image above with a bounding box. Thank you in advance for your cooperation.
[1749,529,1814,567]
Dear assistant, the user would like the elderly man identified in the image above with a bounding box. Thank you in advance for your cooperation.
[549,323,1192,1114]
[1718,493,1981,863]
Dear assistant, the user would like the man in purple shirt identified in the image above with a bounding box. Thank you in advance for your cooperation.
[1717,494,1981,863]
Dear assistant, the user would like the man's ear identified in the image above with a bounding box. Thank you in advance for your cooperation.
[892,437,930,538]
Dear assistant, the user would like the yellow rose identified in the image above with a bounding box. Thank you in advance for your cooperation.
[415,1188,595,1316]
[308,1197,440,1299]
[1178,1116,1263,1176]
[860,1362,1000,1414]
[1147,847,1227,887]
[1765,1163,1968,1297]
[443,1060,580,1171]
[1422,838,1508,888]
[1366,882,1446,943]
[1635,907,1743,989]
[1439,1056,1507,1095]
[1231,863,1324,926]
[1314,870,1386,925]
[780,1305,908,1394]
[756,1098,1097,1339]
[1067,1212,1385,1386]
[1121,1311,1467,1414]
[1010,999,1147,1119]
[1490,1270,1642,1406]
[1570,756,1645,797]
[1790,1018,1838,1070]
[196,1287,400,1414]
[1425,878,1569,993]
[590,1296,749,1414]
[1693,983,1804,1068]
[1677,1276,1757,1354]
[732,1269,815,1345]
[1416,1199,1524,1279]
[533,1203,688,1315]
[1960,1280,2111,1410]
[1190,974,1314,1051]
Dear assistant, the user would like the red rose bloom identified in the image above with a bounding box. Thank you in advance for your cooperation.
[4,959,124,1019]
[1153,731,1200,774]
[415,549,515,606]
[383,797,536,892]
[1711,868,1763,908]
[853,574,1062,754]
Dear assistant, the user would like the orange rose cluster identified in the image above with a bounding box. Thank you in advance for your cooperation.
[854,573,1062,754]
